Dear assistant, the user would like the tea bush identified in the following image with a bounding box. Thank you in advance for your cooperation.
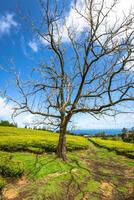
[89,138,134,158]
[0,154,24,178]
[0,127,88,152]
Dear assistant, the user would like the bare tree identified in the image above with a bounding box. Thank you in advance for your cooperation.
[5,0,134,160]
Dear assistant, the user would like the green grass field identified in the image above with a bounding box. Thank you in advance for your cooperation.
[0,127,134,200]
[89,137,134,158]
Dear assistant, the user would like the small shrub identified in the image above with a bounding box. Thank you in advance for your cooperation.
[0,164,23,178]
[0,156,24,178]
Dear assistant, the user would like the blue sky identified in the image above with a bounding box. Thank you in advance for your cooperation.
[0,0,134,129]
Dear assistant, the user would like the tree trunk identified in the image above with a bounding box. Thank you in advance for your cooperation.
[56,125,67,160]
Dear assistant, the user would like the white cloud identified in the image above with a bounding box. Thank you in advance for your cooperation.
[125,61,134,71]
[117,53,134,71]
[72,112,134,129]
[28,39,38,52]
[0,13,17,36]
[0,97,35,127]
[12,113,35,128]
[39,0,134,47]
[39,36,49,45]
[20,36,32,59]
[57,0,134,42]
[59,0,87,42]
[0,97,13,119]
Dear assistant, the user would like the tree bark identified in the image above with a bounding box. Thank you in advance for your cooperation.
[56,124,67,160]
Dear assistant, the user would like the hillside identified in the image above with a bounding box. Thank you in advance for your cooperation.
[0,126,88,152]
[0,127,134,200]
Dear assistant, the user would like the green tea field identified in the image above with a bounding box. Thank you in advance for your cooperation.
[89,138,134,158]
[0,127,134,200]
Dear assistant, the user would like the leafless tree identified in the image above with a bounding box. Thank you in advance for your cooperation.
[5,0,134,160]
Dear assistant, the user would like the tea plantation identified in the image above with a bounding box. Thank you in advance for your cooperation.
[0,127,134,200]
[0,126,88,153]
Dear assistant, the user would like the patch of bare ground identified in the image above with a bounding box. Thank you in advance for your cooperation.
[82,193,90,200]
[17,177,28,186]
[3,188,18,200]
[100,182,114,200]
[2,177,29,200]
[2,171,75,200]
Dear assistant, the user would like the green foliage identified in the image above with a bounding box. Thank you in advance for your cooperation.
[121,127,134,143]
[110,135,122,141]
[0,176,6,190]
[117,186,128,193]
[0,151,84,181]
[83,179,100,193]
[0,120,17,127]
[0,126,88,152]
[0,153,24,178]
[27,147,45,154]
[122,132,134,143]
[89,138,134,158]
[122,128,128,134]
[0,141,133,198]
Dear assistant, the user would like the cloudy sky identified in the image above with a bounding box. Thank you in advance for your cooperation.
[0,0,134,129]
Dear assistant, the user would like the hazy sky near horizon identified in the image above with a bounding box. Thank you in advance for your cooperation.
[0,0,134,129]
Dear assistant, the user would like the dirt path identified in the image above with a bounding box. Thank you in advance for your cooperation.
[1,142,134,200]
[79,142,134,200]
[2,172,68,200]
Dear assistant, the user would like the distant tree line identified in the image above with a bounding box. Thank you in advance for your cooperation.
[121,127,134,143]
[0,120,17,127]
[31,126,74,135]
[91,128,134,143]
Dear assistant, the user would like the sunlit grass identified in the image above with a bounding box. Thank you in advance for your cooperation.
[89,138,134,157]
[0,126,89,152]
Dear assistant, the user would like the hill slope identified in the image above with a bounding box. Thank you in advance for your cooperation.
[0,126,88,152]
[0,127,134,200]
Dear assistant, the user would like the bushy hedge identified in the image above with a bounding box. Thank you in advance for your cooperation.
[0,154,24,178]
[89,138,134,158]
[0,127,89,153]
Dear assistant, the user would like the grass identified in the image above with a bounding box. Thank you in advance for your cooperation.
[0,126,89,182]
[0,127,134,199]
[0,150,90,199]
[83,179,100,193]
[89,137,134,158]
[117,186,128,193]
[0,150,88,180]
[0,145,134,199]
[0,126,88,152]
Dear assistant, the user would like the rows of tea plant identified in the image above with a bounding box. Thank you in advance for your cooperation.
[89,138,134,158]
[0,126,89,190]
[0,127,88,153]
